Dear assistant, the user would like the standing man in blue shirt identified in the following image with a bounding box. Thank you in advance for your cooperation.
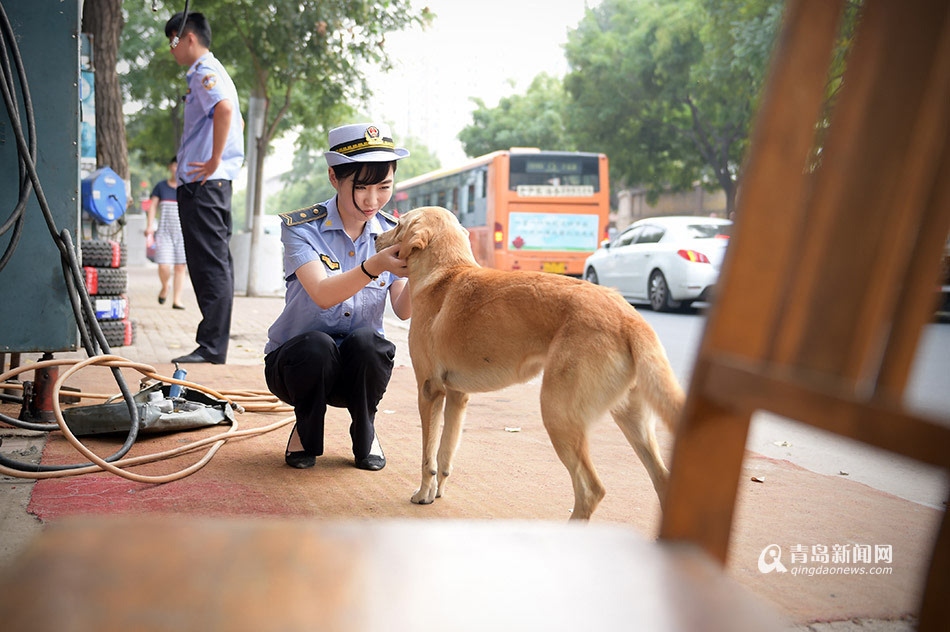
[164,11,244,364]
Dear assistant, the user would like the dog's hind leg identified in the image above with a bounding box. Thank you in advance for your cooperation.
[412,379,446,505]
[610,394,670,505]
[540,389,605,520]
[436,388,469,498]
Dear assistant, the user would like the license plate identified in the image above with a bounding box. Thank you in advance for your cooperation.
[542,262,567,274]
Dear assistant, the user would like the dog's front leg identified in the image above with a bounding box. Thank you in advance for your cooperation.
[411,379,445,505]
[436,389,469,498]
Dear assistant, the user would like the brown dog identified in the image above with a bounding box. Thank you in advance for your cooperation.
[376,206,684,519]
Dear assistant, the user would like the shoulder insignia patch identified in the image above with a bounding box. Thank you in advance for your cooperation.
[278,204,328,226]
[377,209,398,224]
[319,254,340,271]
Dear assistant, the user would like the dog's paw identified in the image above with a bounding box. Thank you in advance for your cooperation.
[411,480,438,505]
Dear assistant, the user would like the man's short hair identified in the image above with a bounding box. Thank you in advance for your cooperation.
[165,11,211,48]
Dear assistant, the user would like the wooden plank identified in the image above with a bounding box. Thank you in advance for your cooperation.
[659,372,752,563]
[919,501,950,632]
[701,355,950,469]
[0,517,786,632]
[773,0,950,384]
[877,6,950,396]
[662,0,845,564]
[698,0,844,362]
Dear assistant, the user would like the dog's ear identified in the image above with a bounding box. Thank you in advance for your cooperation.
[399,216,433,257]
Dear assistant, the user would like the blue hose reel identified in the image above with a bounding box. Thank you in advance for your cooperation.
[81,166,127,224]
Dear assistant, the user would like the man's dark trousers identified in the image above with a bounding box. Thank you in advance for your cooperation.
[177,180,234,363]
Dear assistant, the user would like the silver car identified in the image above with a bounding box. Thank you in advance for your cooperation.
[584,216,733,311]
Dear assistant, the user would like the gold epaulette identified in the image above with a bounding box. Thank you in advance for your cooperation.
[279,204,327,226]
[377,209,398,224]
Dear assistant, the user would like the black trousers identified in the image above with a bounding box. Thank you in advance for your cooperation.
[264,328,396,459]
[177,180,234,363]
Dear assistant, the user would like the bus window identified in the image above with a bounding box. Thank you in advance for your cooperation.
[437,190,447,209]
[451,188,459,215]
[467,183,475,214]
[508,153,600,193]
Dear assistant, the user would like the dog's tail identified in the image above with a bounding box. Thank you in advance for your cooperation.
[628,322,685,432]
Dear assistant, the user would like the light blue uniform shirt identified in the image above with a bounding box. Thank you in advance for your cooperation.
[264,196,399,355]
[177,52,244,183]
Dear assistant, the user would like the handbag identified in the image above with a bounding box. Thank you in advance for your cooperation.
[145,233,158,263]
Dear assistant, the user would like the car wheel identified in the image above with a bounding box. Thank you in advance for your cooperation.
[649,271,674,312]
[585,267,599,285]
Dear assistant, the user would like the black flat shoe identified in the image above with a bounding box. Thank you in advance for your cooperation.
[285,451,316,469]
[172,304,185,310]
[158,295,167,305]
[285,424,316,469]
[355,454,386,471]
[355,435,385,471]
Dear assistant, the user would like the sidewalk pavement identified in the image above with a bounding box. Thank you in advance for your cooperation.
[0,263,934,631]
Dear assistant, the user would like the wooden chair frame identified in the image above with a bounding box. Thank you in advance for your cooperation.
[659,0,950,629]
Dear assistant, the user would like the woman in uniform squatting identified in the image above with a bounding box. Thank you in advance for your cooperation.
[264,123,412,471]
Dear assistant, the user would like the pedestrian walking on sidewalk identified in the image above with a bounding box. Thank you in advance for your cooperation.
[263,123,412,471]
[164,10,244,365]
[145,157,188,310]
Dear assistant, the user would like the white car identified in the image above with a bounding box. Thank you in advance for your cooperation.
[583,216,732,311]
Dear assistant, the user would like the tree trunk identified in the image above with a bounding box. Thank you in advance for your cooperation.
[82,0,128,182]
[245,95,269,296]
[723,178,736,218]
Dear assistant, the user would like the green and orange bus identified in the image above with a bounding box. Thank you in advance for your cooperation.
[391,149,610,276]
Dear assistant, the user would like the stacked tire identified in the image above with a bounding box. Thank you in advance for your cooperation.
[82,239,135,348]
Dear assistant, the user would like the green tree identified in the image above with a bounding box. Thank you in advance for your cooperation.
[120,0,430,221]
[458,74,576,157]
[564,0,784,214]
[120,1,184,168]
[267,133,442,214]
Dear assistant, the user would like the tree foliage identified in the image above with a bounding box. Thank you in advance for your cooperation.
[119,0,430,220]
[563,0,784,213]
[458,74,576,157]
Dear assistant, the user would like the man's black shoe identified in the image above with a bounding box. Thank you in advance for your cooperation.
[172,350,218,364]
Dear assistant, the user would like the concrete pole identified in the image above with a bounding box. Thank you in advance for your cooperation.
[244,96,266,296]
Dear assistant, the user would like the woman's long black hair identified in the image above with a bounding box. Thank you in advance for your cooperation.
[332,160,397,212]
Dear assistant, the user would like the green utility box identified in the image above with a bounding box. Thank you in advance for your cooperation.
[0,0,82,352]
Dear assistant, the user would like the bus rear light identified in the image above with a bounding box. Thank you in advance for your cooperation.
[494,222,504,249]
[677,249,710,263]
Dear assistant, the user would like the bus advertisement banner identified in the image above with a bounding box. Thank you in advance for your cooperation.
[508,212,600,252]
